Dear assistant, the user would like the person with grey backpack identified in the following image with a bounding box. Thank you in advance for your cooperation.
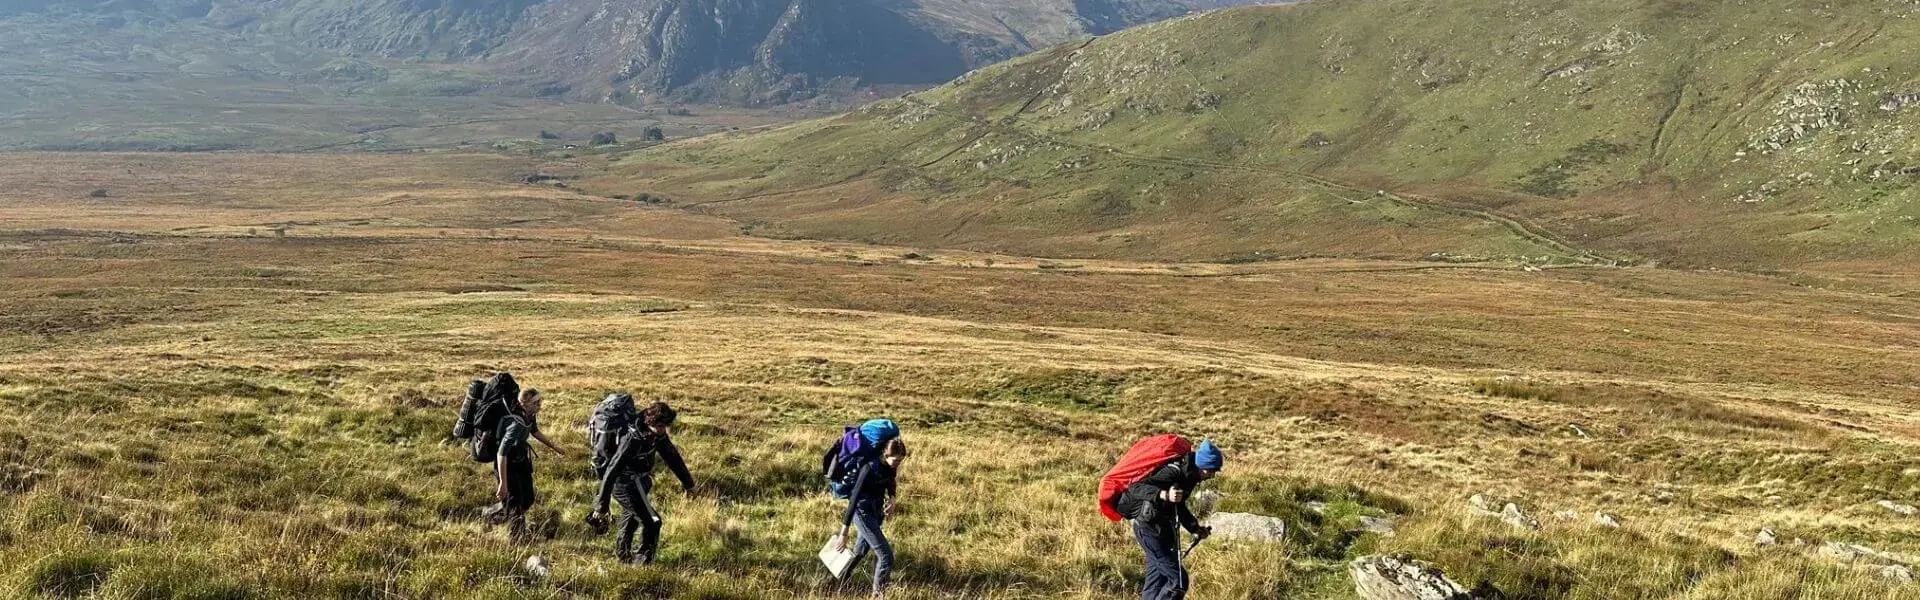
[587,401,695,564]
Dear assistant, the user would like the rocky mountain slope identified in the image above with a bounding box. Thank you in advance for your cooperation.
[606,0,1920,271]
[0,0,1264,105]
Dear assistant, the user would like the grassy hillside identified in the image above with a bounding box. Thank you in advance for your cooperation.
[605,0,1920,270]
[4,153,1919,599]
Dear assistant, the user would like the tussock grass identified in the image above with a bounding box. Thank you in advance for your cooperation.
[1470,378,1559,402]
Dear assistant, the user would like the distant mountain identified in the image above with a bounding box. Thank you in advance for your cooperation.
[603,0,1920,270]
[0,0,1270,105]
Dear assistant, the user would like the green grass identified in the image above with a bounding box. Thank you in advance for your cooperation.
[608,0,1920,269]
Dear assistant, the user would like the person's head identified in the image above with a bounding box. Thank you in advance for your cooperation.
[1194,439,1224,480]
[881,438,910,469]
[642,401,677,434]
[519,389,543,416]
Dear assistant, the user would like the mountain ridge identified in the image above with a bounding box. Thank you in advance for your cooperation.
[601,0,1920,271]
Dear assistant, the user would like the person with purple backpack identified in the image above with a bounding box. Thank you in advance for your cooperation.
[822,419,910,597]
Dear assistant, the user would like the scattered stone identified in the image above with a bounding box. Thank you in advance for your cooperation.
[1594,513,1623,529]
[1818,541,1905,565]
[1755,528,1778,547]
[1880,565,1916,584]
[1553,510,1580,521]
[1468,494,1500,514]
[1204,512,1288,544]
[524,555,551,579]
[1350,555,1476,600]
[1306,501,1330,514]
[1501,503,1541,530]
[1877,500,1918,517]
[1360,516,1398,538]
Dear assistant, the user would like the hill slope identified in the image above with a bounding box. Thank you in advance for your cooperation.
[606,0,1920,270]
[0,0,1268,106]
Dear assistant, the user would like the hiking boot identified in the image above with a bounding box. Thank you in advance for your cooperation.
[615,550,636,565]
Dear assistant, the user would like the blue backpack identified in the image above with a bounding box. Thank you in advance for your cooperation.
[820,427,878,499]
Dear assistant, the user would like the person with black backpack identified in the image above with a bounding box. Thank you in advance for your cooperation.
[826,419,907,597]
[587,401,695,564]
[483,388,548,543]
[1116,440,1223,600]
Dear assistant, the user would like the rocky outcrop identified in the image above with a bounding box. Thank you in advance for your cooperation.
[1350,555,1476,600]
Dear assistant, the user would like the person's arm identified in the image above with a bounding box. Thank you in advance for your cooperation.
[496,419,527,500]
[1177,485,1204,535]
[593,430,637,515]
[837,461,874,541]
[533,430,566,457]
[659,437,695,492]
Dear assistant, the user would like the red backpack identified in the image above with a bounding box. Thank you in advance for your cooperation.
[1098,434,1194,521]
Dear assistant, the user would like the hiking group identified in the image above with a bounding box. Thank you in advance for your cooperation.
[451,372,1223,599]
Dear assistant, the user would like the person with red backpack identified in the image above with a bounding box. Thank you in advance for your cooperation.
[1101,436,1224,600]
[587,401,695,564]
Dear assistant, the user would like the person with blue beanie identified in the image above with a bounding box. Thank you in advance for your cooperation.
[1116,438,1224,600]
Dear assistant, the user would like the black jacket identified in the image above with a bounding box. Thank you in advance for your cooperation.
[595,429,695,511]
[841,459,899,528]
[1116,454,1204,534]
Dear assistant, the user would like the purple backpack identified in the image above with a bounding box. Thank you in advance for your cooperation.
[820,427,878,499]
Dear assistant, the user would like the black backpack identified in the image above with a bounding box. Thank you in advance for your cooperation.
[589,393,639,476]
[451,379,488,439]
[462,372,521,463]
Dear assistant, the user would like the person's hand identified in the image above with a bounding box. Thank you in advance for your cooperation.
[884,500,899,517]
[834,530,851,552]
[1167,488,1188,503]
[497,487,510,501]
[1197,526,1213,540]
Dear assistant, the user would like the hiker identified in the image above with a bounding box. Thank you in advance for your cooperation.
[1115,439,1223,600]
[484,388,548,542]
[829,419,907,597]
[588,401,696,564]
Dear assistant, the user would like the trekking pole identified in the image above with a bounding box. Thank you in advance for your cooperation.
[1181,536,1205,560]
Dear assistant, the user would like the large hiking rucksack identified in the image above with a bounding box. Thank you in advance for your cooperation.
[451,379,488,439]
[820,427,878,500]
[589,393,639,477]
[1097,434,1193,522]
[465,372,522,463]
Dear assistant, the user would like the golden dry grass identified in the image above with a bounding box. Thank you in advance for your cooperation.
[2,153,1918,599]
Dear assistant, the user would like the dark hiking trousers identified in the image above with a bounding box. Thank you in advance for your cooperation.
[1134,519,1187,600]
[840,497,894,595]
[612,476,662,562]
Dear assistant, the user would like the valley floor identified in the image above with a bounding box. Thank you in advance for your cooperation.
[2,152,1918,599]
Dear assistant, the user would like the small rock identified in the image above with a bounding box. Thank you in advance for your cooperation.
[1877,500,1918,517]
[1501,503,1541,530]
[1350,554,1476,600]
[1306,501,1330,514]
[1359,516,1398,538]
[1755,528,1778,547]
[1818,541,1903,565]
[1468,494,1501,514]
[1880,565,1916,584]
[1594,513,1623,529]
[1553,510,1580,521]
[1205,512,1288,544]
[524,555,551,579]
